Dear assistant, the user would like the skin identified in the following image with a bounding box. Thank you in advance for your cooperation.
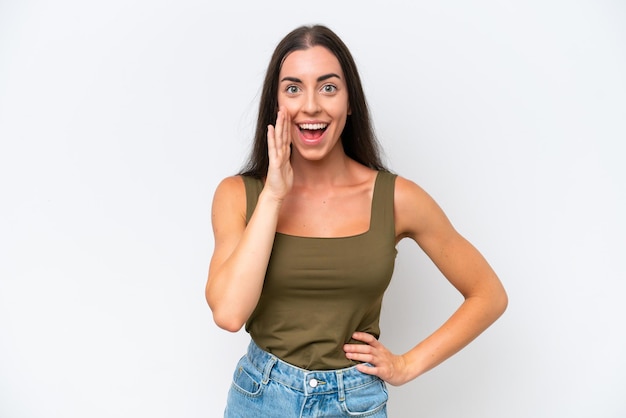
[206,46,508,386]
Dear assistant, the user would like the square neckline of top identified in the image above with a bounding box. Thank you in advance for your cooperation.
[274,171,382,240]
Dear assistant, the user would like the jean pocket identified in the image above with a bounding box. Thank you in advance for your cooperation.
[230,355,264,397]
[341,379,388,416]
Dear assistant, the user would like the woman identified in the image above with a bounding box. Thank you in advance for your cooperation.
[206,25,507,417]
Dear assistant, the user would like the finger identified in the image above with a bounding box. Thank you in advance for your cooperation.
[267,124,276,159]
[282,109,292,148]
[345,350,375,364]
[343,342,373,354]
[356,363,380,376]
[274,109,284,148]
[351,332,379,346]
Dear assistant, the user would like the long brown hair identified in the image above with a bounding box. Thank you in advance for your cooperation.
[240,25,388,178]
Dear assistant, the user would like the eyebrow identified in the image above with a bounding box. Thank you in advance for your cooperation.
[280,73,342,83]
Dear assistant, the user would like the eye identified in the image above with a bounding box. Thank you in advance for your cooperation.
[321,84,337,94]
[286,85,300,94]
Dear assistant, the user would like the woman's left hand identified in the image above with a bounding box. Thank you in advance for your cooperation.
[343,332,410,386]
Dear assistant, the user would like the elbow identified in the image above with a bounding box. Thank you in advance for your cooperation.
[211,308,246,333]
[205,277,255,332]
[485,272,508,319]
[215,316,245,333]
[205,289,240,332]
[471,281,508,321]
[206,290,247,332]
[493,287,509,318]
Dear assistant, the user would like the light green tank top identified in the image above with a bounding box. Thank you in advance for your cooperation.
[243,171,398,370]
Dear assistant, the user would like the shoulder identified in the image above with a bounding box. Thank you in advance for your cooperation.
[212,176,246,219]
[393,175,454,241]
[214,175,245,199]
[393,175,432,208]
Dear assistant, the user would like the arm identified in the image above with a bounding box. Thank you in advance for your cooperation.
[344,176,508,385]
[205,109,293,332]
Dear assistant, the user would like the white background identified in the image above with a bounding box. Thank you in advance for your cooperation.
[1,1,625,417]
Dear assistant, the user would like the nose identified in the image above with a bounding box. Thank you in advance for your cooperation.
[303,91,321,114]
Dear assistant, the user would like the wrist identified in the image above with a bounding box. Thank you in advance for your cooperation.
[400,351,427,383]
[258,189,287,207]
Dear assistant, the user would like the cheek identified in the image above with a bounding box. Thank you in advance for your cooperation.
[279,101,298,118]
[277,93,292,108]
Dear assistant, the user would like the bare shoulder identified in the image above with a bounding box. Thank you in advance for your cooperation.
[393,175,455,241]
[393,175,440,219]
[394,175,430,203]
[212,175,246,228]
[214,175,245,196]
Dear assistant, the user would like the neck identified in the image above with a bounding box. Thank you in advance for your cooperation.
[290,150,355,188]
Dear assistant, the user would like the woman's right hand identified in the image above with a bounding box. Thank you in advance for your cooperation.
[265,107,293,200]
[206,108,293,331]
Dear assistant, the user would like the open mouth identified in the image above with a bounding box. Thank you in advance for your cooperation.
[298,123,328,141]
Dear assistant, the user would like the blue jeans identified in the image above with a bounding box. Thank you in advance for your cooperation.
[224,340,388,417]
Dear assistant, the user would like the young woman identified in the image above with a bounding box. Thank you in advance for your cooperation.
[206,25,508,417]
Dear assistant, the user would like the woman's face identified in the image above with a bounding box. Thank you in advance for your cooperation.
[277,46,350,162]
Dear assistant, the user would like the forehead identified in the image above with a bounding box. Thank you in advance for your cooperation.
[279,46,344,79]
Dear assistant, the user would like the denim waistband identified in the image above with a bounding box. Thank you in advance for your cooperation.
[245,339,380,397]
